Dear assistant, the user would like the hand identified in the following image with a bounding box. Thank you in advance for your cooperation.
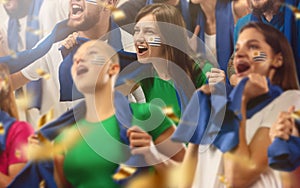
[269,106,299,142]
[243,73,269,101]
[127,126,162,165]
[206,68,226,85]
[188,25,200,53]
[61,32,79,49]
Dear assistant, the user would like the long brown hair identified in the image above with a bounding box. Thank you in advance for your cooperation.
[240,22,299,91]
[135,3,201,86]
[0,64,19,119]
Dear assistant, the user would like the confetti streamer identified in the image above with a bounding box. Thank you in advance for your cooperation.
[26,27,43,36]
[112,9,126,21]
[291,109,300,120]
[0,122,4,134]
[147,37,162,47]
[162,106,179,124]
[36,68,50,80]
[37,109,54,129]
[284,3,300,19]
[252,51,267,62]
[112,164,137,181]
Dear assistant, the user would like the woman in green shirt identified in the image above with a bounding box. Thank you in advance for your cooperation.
[132,4,213,121]
[53,40,185,188]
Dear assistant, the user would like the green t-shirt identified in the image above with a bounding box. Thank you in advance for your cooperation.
[56,103,173,188]
[140,61,212,122]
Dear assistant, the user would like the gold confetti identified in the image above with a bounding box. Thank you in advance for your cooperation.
[0,77,9,93]
[15,93,32,110]
[162,107,180,124]
[37,109,54,129]
[24,126,87,161]
[9,50,17,59]
[284,3,300,19]
[218,175,232,188]
[112,164,137,181]
[112,10,126,21]
[15,149,21,159]
[0,122,4,135]
[36,68,50,80]
[291,109,300,120]
[39,180,45,188]
[96,0,126,21]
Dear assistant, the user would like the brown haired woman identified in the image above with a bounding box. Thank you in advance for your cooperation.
[176,22,299,188]
[0,64,34,187]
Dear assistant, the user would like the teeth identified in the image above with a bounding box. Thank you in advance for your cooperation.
[72,5,82,9]
[137,45,147,49]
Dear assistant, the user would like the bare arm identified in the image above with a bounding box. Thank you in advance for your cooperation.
[0,163,26,188]
[54,154,72,188]
[10,71,31,90]
[223,74,271,187]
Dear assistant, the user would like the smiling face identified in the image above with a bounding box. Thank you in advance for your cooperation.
[68,0,105,30]
[233,27,280,83]
[71,41,119,94]
[133,14,166,62]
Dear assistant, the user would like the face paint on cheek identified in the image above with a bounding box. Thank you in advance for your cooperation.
[146,36,162,47]
[90,55,106,66]
[252,51,267,63]
[85,0,98,5]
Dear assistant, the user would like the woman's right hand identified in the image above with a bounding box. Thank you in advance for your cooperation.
[243,73,269,101]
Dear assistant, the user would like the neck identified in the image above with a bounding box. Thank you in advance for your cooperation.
[151,59,171,81]
[84,81,115,122]
[79,17,111,40]
[200,0,217,35]
[263,0,282,22]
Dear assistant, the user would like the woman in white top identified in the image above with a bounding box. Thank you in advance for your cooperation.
[178,22,299,188]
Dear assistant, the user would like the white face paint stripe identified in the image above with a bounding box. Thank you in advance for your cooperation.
[147,36,162,47]
[252,51,267,62]
[90,56,106,65]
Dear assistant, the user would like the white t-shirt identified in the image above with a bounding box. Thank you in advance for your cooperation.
[193,90,300,188]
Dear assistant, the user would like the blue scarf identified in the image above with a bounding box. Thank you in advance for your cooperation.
[196,1,234,72]
[8,91,145,187]
[172,78,283,152]
[0,19,76,73]
[0,111,16,152]
[146,0,191,31]
[268,119,300,171]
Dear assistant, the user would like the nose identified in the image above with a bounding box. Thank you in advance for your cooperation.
[134,31,145,43]
[234,45,247,59]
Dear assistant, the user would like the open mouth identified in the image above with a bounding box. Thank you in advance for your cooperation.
[72,4,83,16]
[76,65,88,76]
[236,62,250,74]
[137,45,148,55]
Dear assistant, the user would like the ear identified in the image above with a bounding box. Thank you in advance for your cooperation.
[272,52,283,68]
[108,62,120,77]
